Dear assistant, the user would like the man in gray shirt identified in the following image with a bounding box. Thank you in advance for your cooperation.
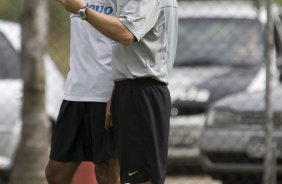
[57,0,178,183]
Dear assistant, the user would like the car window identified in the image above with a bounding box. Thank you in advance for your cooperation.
[175,18,264,67]
[0,32,20,79]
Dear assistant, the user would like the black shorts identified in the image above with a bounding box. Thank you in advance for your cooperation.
[111,78,171,184]
[50,100,116,164]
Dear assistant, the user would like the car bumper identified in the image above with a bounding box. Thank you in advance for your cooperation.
[168,114,205,165]
[0,119,22,172]
[200,126,282,173]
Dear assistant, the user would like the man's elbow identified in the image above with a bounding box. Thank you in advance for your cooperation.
[118,33,135,46]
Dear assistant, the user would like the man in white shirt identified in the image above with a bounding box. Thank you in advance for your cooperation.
[45,0,119,184]
[56,0,178,183]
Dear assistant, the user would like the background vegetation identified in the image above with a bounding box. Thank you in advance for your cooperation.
[0,0,70,76]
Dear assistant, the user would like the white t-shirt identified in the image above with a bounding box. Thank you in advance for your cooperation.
[64,0,116,102]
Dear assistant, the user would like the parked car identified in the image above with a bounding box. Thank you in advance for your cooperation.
[0,20,64,181]
[199,4,282,182]
[199,84,282,183]
[167,0,280,166]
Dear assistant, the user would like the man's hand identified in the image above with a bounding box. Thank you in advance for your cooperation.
[56,0,85,14]
[105,98,112,129]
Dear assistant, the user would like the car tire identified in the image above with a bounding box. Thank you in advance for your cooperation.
[0,171,11,183]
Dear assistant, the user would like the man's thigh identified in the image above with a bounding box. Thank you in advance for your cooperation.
[95,158,120,183]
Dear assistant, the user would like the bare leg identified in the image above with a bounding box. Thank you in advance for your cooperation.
[45,160,80,184]
[107,159,120,184]
[133,181,151,184]
[95,158,120,184]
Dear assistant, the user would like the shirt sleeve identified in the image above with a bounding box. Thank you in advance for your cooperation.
[118,0,160,41]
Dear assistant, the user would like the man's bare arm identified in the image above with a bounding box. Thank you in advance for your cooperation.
[57,0,135,45]
[86,9,135,45]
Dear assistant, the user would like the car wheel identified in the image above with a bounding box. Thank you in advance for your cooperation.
[0,171,11,183]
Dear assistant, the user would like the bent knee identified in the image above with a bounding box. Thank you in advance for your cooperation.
[45,160,80,184]
[45,163,73,184]
[95,159,120,184]
[95,162,108,184]
[45,164,56,184]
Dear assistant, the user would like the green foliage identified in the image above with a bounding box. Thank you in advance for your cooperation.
[0,0,22,22]
[48,1,70,76]
[0,0,70,76]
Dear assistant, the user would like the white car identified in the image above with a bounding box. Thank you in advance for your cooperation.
[0,20,64,181]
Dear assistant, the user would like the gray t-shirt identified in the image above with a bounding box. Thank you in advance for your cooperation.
[112,0,178,83]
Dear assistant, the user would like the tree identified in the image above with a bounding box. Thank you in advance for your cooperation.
[9,0,50,183]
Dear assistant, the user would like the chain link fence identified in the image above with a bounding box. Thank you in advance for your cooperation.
[0,0,281,184]
[169,0,280,184]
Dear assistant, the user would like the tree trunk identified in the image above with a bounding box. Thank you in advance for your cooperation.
[9,0,50,183]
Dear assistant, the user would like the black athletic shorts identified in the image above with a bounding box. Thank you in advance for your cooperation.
[111,78,171,184]
[50,100,117,163]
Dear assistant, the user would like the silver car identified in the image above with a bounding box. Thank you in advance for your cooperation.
[0,20,64,181]
[168,0,277,166]
[199,7,282,182]
[199,85,282,183]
